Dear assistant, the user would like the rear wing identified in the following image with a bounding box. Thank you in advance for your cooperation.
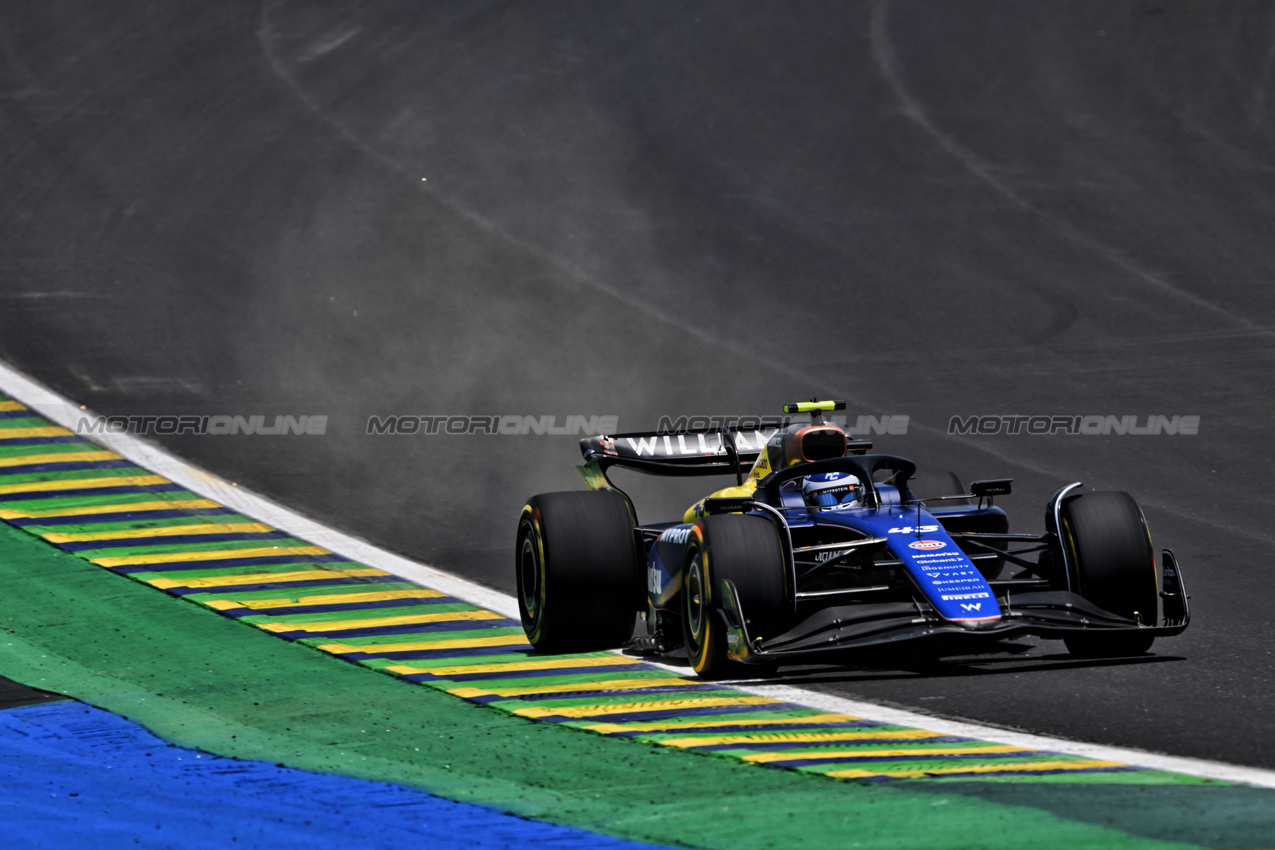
[580,428,874,478]
[580,429,770,478]
[577,413,873,524]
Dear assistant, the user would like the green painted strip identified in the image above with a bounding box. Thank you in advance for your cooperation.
[0,466,150,485]
[181,583,424,605]
[0,416,56,429]
[24,514,261,535]
[0,442,97,457]
[237,602,483,626]
[563,709,841,731]
[482,690,757,711]
[128,562,366,582]
[73,537,317,559]
[435,669,687,691]
[710,741,1020,757]
[359,651,615,671]
[641,725,920,743]
[917,771,1212,786]
[0,490,208,512]
[788,754,1086,770]
[0,519,1219,849]
[907,781,1275,844]
[306,627,526,648]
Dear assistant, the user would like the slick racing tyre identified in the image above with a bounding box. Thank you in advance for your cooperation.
[682,514,787,679]
[906,470,970,505]
[1059,491,1158,658]
[516,491,641,653]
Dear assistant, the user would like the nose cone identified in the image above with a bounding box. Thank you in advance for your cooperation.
[953,615,1004,630]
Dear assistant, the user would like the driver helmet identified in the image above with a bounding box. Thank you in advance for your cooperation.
[801,472,864,508]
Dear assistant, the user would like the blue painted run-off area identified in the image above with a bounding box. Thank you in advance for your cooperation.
[0,701,666,849]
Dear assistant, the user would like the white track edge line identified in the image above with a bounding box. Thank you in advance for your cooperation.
[2,359,1273,789]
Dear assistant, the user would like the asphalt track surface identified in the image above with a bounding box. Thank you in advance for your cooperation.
[1,0,1274,773]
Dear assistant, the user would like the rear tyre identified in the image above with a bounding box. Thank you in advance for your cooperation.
[1059,491,1158,658]
[516,491,640,653]
[907,470,969,505]
[683,514,788,679]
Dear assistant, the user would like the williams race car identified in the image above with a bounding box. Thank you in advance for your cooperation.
[515,400,1189,678]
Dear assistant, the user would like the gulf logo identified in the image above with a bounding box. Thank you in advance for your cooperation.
[909,539,946,551]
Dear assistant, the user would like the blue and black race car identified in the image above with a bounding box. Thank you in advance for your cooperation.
[515,401,1190,678]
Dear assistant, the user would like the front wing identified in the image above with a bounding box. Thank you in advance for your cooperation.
[717,550,1190,663]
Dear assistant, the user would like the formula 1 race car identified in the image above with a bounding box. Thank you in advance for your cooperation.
[515,401,1190,678]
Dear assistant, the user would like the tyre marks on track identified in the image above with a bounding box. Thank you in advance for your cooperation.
[0,396,1210,786]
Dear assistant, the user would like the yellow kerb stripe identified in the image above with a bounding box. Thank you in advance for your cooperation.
[0,451,121,468]
[0,427,72,439]
[662,729,950,749]
[743,744,1030,764]
[584,713,861,735]
[392,656,640,678]
[0,401,26,412]
[827,759,1129,780]
[91,545,329,567]
[320,635,530,654]
[205,589,446,612]
[258,609,502,633]
[448,677,689,699]
[148,568,388,590]
[0,475,167,495]
[514,696,781,719]
[0,499,222,520]
[44,523,275,543]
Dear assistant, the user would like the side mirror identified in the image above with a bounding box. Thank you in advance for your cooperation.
[970,479,1013,498]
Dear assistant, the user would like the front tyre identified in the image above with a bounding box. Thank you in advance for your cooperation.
[683,514,787,679]
[1059,491,1158,658]
[516,491,640,653]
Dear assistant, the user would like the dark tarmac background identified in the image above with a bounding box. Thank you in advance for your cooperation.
[1,1,1274,769]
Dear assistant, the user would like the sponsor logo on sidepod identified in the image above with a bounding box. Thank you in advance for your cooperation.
[659,527,692,545]
[909,540,946,551]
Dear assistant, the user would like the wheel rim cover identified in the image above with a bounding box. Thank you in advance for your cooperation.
[686,555,705,650]
[520,532,540,620]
